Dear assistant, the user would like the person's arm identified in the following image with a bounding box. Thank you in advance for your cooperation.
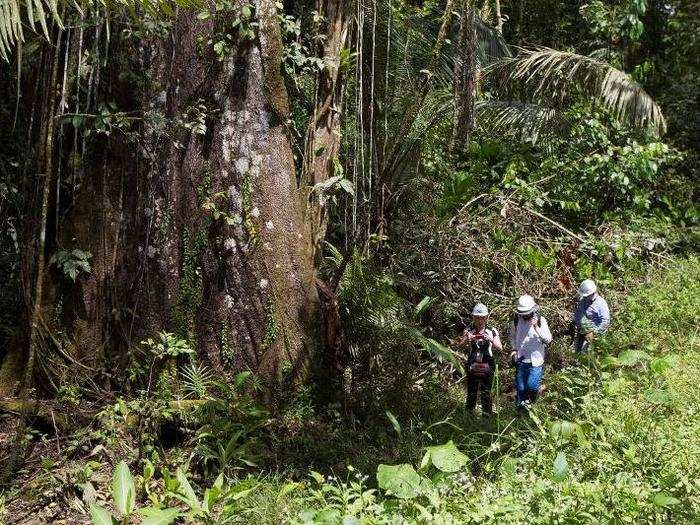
[534,316,553,343]
[491,331,503,352]
[596,298,611,333]
[484,329,501,367]
[509,321,517,361]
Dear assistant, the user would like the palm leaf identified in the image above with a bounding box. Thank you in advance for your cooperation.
[0,0,203,61]
[474,100,568,142]
[486,46,666,135]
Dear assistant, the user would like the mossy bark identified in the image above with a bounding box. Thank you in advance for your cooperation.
[13,0,321,400]
[303,0,351,260]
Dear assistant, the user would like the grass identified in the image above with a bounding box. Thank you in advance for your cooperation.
[233,257,700,523]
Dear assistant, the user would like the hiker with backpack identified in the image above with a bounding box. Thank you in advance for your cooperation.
[458,303,502,417]
[572,279,611,353]
[509,295,552,411]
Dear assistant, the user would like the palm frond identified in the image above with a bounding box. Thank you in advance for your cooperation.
[474,100,568,142]
[0,0,202,61]
[486,46,666,135]
[181,361,214,399]
[0,0,58,61]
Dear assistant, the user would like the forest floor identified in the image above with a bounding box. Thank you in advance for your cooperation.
[1,257,699,523]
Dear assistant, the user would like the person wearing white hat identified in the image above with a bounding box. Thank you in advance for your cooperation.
[457,303,502,416]
[572,279,611,353]
[509,295,552,410]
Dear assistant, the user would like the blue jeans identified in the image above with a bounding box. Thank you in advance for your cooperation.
[515,362,543,406]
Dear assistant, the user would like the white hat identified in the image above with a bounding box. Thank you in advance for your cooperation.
[516,294,537,315]
[472,303,489,317]
[578,279,597,298]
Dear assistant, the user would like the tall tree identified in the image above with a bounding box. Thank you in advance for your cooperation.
[4,0,324,399]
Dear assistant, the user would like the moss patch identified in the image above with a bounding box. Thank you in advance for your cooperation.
[172,228,207,341]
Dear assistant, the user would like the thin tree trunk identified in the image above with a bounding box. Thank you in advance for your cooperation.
[303,0,351,261]
[24,27,63,394]
[450,0,476,154]
[494,0,504,34]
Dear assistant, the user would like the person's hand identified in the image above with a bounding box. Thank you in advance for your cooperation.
[530,316,538,327]
[585,331,595,342]
[466,331,475,342]
[509,351,516,361]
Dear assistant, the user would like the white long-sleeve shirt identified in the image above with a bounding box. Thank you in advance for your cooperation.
[509,315,552,367]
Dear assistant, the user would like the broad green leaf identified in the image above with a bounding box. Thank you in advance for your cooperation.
[140,507,181,525]
[601,356,620,368]
[552,452,569,482]
[645,388,673,406]
[339,178,355,196]
[617,350,650,366]
[376,464,422,499]
[652,492,680,507]
[310,471,325,484]
[229,486,256,501]
[111,461,135,516]
[143,459,155,482]
[650,355,676,374]
[424,441,468,473]
[385,410,401,436]
[550,420,580,442]
[90,504,117,525]
[176,467,200,507]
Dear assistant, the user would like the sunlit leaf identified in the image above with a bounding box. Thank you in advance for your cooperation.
[552,452,569,482]
[111,461,135,516]
[376,464,422,499]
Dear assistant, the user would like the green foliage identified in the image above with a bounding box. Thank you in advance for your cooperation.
[196,1,256,60]
[336,253,464,411]
[312,172,356,207]
[90,460,180,525]
[50,248,92,281]
[191,378,267,477]
[141,331,193,359]
[420,440,468,473]
[172,228,206,340]
[376,463,422,499]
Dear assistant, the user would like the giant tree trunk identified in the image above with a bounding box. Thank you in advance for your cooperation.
[12,0,321,400]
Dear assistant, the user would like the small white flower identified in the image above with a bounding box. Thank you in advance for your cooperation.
[251,207,260,218]
[259,279,269,290]
[224,238,236,251]
[265,220,274,230]
[147,246,157,258]
[223,294,234,309]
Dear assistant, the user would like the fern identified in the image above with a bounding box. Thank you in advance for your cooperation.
[181,362,213,399]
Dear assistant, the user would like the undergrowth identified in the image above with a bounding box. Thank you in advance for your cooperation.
[3,257,698,523]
